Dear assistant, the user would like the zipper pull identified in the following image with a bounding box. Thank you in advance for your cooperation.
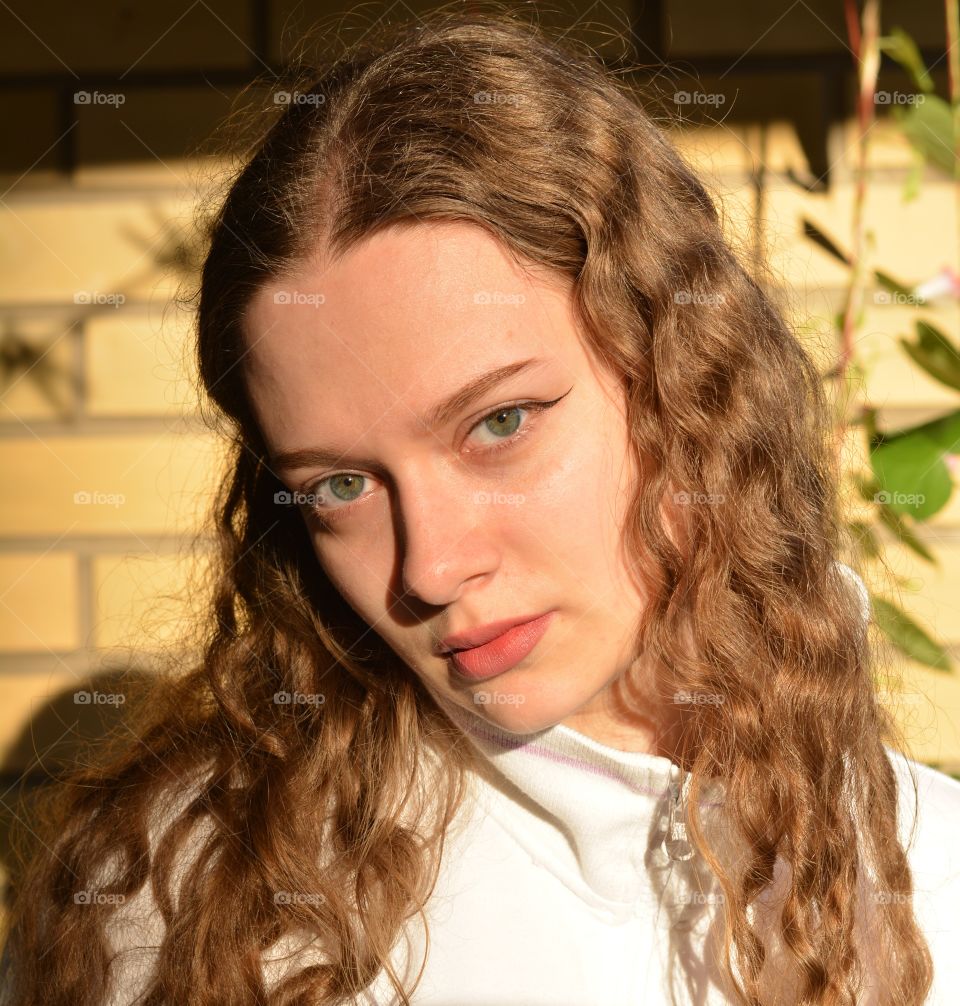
[664,770,695,862]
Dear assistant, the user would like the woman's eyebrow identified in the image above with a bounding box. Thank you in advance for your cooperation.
[269,355,548,473]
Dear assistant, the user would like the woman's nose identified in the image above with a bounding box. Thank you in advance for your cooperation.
[394,470,501,608]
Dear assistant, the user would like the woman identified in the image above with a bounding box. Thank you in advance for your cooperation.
[4,9,959,1005]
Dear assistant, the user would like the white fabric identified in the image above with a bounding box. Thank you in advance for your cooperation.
[353,700,960,1005]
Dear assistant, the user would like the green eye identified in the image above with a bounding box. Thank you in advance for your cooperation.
[483,407,523,439]
[329,474,365,501]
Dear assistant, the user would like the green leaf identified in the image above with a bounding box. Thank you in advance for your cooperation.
[871,596,952,671]
[873,269,917,301]
[894,96,958,177]
[899,321,960,392]
[886,408,960,451]
[879,28,935,93]
[870,428,954,519]
[802,218,850,265]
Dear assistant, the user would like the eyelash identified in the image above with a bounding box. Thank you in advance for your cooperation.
[300,393,568,525]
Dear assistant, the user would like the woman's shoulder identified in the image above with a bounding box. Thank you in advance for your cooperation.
[100,761,217,1004]
[882,745,960,999]
[101,758,339,1005]
[883,744,960,848]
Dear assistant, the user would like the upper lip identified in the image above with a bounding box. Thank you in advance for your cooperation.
[438,612,551,654]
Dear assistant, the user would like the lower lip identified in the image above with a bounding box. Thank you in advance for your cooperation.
[447,611,557,682]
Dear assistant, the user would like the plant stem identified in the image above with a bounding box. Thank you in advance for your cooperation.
[836,0,881,469]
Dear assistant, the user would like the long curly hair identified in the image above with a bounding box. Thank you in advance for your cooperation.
[2,7,933,1005]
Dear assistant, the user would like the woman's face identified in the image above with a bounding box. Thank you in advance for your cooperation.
[242,220,673,750]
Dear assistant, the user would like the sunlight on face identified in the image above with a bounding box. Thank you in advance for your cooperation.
[242,220,665,748]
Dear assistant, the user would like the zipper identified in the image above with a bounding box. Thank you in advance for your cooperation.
[664,769,695,862]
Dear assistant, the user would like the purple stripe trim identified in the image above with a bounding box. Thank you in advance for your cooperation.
[463,721,724,806]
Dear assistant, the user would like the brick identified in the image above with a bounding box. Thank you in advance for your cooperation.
[0,553,79,652]
[268,0,634,67]
[0,0,253,75]
[0,88,62,175]
[872,539,960,643]
[75,86,244,168]
[91,548,211,651]
[666,0,943,56]
[0,192,195,304]
[0,433,229,537]
[84,307,198,416]
[891,659,960,767]
[671,123,755,178]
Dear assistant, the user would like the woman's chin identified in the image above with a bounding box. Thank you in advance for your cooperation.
[462,691,576,736]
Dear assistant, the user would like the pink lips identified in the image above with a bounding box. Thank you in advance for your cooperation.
[447,610,557,681]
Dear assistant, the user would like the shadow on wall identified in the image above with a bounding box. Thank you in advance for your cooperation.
[0,665,160,911]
